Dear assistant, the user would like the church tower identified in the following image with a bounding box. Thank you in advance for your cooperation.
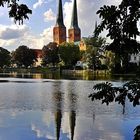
[68,0,81,43]
[53,0,66,45]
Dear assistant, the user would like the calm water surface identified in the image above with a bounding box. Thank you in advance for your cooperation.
[0,73,139,140]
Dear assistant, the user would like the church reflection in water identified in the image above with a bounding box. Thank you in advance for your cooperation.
[53,90,63,140]
[52,81,78,140]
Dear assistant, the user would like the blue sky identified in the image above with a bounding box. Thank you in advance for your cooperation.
[0,0,139,51]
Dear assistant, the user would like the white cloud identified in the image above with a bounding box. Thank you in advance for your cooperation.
[33,0,54,9]
[63,1,73,29]
[0,24,30,50]
[0,24,29,40]
[63,0,95,37]
[33,0,45,9]
[63,0,124,37]
[0,39,16,49]
[14,26,53,50]
[44,9,55,22]
[39,26,53,47]
[0,24,53,51]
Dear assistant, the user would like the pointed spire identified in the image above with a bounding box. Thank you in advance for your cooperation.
[55,110,62,140]
[70,111,76,140]
[56,0,65,27]
[70,0,79,29]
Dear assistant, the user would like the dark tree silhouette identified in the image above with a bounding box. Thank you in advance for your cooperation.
[0,47,11,68]
[95,0,140,73]
[89,79,140,107]
[0,0,32,24]
[83,36,106,70]
[12,45,37,68]
[89,79,140,140]
[58,42,80,67]
[42,42,60,66]
[134,125,140,140]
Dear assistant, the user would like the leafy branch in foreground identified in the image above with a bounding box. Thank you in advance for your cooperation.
[134,125,140,140]
[0,0,32,24]
[89,79,140,139]
[95,0,140,73]
[89,79,140,107]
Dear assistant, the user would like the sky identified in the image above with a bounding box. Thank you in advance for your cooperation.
[0,0,135,51]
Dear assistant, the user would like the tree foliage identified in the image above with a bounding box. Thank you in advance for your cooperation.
[95,0,140,72]
[82,36,106,69]
[85,36,106,48]
[0,47,11,68]
[134,125,140,140]
[89,79,140,139]
[96,1,140,40]
[42,42,60,66]
[58,42,80,66]
[0,0,32,24]
[12,45,37,68]
[89,79,140,107]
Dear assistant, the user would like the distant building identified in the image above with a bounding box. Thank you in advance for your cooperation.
[31,49,42,67]
[79,38,87,51]
[129,52,140,66]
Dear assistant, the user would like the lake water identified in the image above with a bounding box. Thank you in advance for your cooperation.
[0,73,139,140]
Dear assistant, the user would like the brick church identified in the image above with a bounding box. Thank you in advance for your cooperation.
[33,0,86,67]
[53,0,81,45]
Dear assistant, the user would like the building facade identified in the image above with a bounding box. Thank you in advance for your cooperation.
[129,53,140,66]
[31,49,42,67]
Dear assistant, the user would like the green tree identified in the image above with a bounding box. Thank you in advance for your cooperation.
[85,36,106,48]
[82,36,106,69]
[95,0,140,73]
[0,47,11,68]
[42,42,60,66]
[58,42,80,67]
[12,45,37,68]
[0,0,32,24]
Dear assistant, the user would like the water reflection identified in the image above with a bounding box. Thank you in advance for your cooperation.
[0,79,139,139]
[69,91,77,140]
[52,83,63,140]
[52,81,77,140]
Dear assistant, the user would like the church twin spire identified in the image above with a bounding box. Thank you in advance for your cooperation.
[70,0,79,29]
[56,0,65,27]
[53,0,81,44]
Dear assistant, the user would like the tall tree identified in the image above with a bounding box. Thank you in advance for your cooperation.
[12,45,37,68]
[58,42,80,66]
[82,36,106,69]
[95,0,140,72]
[85,36,106,48]
[0,47,11,68]
[42,42,60,66]
[0,0,32,24]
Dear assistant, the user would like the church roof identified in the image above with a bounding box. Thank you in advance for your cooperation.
[70,0,79,29]
[56,0,65,27]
